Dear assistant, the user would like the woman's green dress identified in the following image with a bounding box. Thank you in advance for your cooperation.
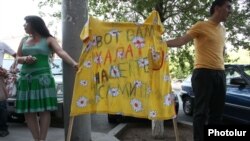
[16,38,57,113]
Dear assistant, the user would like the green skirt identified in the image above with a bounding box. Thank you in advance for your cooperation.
[16,70,58,113]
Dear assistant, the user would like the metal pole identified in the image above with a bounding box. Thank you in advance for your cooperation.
[62,0,91,141]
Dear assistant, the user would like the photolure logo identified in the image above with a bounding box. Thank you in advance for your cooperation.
[208,129,247,136]
[205,125,249,140]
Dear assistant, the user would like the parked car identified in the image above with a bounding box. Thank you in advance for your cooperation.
[108,92,179,123]
[180,64,250,124]
[2,58,63,123]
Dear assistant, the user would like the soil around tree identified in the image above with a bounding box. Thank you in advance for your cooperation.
[117,120,193,141]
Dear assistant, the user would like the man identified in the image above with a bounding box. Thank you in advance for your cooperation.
[0,41,16,137]
[166,0,232,141]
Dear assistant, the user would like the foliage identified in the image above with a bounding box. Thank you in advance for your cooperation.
[88,0,250,78]
[37,0,250,78]
[36,0,62,37]
[169,46,194,79]
[37,0,61,20]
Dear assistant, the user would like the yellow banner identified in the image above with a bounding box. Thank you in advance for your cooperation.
[71,11,176,120]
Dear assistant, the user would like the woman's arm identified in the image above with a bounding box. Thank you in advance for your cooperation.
[48,37,78,70]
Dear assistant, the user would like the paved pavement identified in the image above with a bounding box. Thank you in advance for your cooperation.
[0,122,126,141]
[1,82,186,141]
[1,120,191,141]
[1,122,64,141]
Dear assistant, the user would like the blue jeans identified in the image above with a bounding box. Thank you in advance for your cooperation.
[0,100,8,131]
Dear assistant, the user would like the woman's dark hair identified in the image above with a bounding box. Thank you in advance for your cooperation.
[210,0,232,15]
[24,15,53,38]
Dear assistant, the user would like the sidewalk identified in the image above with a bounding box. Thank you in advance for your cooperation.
[118,120,193,141]
[2,122,64,141]
[1,119,191,141]
[1,122,126,141]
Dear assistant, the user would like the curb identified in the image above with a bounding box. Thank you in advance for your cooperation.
[91,123,128,141]
[91,119,192,141]
[177,120,193,126]
[108,123,128,137]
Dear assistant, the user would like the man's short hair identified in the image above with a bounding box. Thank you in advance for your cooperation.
[210,0,232,15]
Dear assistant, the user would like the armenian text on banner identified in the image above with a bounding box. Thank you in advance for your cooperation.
[71,11,176,120]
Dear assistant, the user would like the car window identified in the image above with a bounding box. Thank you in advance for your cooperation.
[181,75,192,87]
[225,68,241,85]
[50,58,62,75]
[244,65,250,76]
[2,59,15,70]
[225,67,250,86]
[185,75,192,83]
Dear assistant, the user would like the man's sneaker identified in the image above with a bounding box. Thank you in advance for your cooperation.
[0,130,9,137]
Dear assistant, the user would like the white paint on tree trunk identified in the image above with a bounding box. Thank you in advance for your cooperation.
[152,120,164,139]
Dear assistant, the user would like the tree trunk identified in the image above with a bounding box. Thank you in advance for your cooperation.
[62,0,91,141]
[152,120,164,139]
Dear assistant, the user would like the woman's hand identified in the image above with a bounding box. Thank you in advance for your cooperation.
[72,62,78,71]
[24,55,37,64]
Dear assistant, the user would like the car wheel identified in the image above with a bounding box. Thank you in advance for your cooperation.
[183,97,193,116]
[108,114,123,123]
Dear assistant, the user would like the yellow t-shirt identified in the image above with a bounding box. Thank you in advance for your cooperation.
[187,20,225,70]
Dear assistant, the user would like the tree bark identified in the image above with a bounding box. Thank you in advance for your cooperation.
[62,0,91,141]
[152,120,164,139]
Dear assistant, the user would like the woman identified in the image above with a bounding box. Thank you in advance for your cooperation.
[16,15,78,141]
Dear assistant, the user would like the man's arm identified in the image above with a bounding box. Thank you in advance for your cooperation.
[166,34,193,48]
[12,53,16,58]
[2,42,16,58]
